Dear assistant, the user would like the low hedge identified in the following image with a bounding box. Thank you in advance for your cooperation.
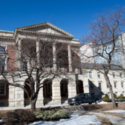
[34,109,70,121]
[117,94,125,102]
[102,94,111,102]
[102,93,125,102]
[1,108,70,124]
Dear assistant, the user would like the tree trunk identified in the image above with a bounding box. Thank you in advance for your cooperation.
[104,73,117,108]
[31,98,37,111]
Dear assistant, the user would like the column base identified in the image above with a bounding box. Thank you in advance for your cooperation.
[52,97,61,105]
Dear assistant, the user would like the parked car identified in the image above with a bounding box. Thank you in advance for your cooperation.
[68,93,101,105]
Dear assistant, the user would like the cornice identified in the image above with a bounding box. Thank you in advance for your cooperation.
[0,36,14,41]
[15,29,73,40]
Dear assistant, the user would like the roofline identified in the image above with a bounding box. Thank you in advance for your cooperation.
[0,30,14,34]
[16,22,48,29]
[16,22,74,38]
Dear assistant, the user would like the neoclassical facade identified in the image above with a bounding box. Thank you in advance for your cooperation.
[0,22,89,107]
[0,22,125,108]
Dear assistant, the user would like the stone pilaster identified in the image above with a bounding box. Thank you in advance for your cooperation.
[9,83,24,107]
[9,86,15,107]
[68,77,77,98]
[83,78,90,93]
[52,79,61,105]
[68,44,72,72]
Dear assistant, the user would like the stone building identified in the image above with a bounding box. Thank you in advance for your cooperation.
[0,22,88,107]
[81,63,125,97]
[80,32,125,98]
[0,22,125,108]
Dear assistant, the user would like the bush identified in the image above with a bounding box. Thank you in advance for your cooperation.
[113,93,117,99]
[50,109,69,120]
[34,109,69,121]
[117,94,125,102]
[102,94,111,102]
[2,109,35,125]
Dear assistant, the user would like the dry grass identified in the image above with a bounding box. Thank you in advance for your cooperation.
[0,110,14,118]
[82,102,125,111]
[97,116,112,125]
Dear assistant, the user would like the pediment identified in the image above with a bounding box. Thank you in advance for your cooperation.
[37,27,64,35]
[17,22,74,38]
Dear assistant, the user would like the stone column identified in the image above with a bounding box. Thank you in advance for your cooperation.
[68,44,72,72]
[9,86,15,107]
[83,78,90,93]
[4,56,8,71]
[36,40,40,66]
[52,79,61,105]
[53,43,57,72]
[9,80,24,107]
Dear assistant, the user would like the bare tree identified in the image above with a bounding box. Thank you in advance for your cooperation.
[0,36,72,110]
[81,9,125,108]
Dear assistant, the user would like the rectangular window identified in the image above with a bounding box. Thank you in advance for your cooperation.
[97,72,100,78]
[124,72,125,78]
[0,83,5,95]
[98,82,102,90]
[22,60,28,71]
[0,57,5,72]
[120,73,122,78]
[112,72,115,78]
[121,82,124,88]
[107,84,109,88]
[89,71,92,78]
[0,46,6,53]
[114,82,117,88]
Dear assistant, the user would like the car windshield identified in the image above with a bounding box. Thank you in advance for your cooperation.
[77,94,85,97]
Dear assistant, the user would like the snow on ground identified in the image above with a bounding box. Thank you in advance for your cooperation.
[97,101,109,104]
[104,110,125,115]
[29,114,101,125]
[0,104,68,111]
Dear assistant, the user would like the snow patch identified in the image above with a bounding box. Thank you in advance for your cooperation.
[104,110,125,115]
[29,114,100,125]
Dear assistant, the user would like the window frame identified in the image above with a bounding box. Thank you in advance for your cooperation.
[97,72,101,78]
[112,72,115,78]
[0,83,6,96]
[89,71,92,78]
[98,82,102,90]
[114,81,117,88]
[121,81,124,88]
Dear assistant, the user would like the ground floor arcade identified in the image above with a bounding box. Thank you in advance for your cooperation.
[0,75,90,107]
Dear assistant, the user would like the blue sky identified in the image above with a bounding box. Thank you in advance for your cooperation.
[0,0,125,40]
